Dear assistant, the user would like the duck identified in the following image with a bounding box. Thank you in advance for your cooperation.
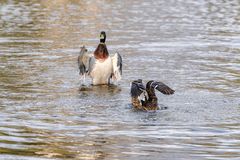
[130,79,175,111]
[78,31,122,85]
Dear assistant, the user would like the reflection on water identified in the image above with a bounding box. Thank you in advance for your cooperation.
[79,84,121,95]
[0,0,240,159]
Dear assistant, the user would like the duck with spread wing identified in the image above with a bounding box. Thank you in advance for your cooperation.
[78,31,122,85]
[131,79,175,111]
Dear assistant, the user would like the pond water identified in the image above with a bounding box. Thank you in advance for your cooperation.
[0,0,240,159]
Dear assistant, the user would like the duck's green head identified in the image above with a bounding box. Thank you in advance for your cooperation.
[100,31,106,43]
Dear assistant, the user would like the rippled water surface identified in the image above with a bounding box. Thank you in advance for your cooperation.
[0,0,240,159]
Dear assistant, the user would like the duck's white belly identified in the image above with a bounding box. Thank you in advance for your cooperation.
[90,57,113,85]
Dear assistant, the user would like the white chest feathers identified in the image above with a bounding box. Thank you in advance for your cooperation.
[90,57,113,85]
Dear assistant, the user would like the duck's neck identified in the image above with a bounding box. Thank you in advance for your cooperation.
[146,87,157,101]
[144,87,158,111]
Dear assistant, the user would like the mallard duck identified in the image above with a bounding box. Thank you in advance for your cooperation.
[78,31,122,85]
[131,79,175,111]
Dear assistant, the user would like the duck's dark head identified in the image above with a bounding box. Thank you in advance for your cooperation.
[146,80,154,89]
[100,31,106,43]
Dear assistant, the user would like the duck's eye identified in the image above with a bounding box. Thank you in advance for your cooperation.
[85,49,88,52]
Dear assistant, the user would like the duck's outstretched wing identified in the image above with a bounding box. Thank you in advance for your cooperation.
[131,79,149,102]
[149,81,175,95]
[78,46,95,76]
[111,52,122,81]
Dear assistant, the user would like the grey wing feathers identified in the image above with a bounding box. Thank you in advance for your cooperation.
[131,82,143,97]
[78,58,86,75]
[78,46,93,75]
[112,52,123,81]
[116,52,122,75]
[131,80,148,99]
[87,57,95,74]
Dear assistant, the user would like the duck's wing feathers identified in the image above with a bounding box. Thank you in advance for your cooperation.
[151,81,175,95]
[111,52,122,81]
[131,80,149,101]
[78,46,95,76]
[87,57,95,74]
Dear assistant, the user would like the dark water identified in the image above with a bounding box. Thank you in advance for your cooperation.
[0,0,240,159]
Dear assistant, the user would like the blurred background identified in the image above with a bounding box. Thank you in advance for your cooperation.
[0,0,240,159]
